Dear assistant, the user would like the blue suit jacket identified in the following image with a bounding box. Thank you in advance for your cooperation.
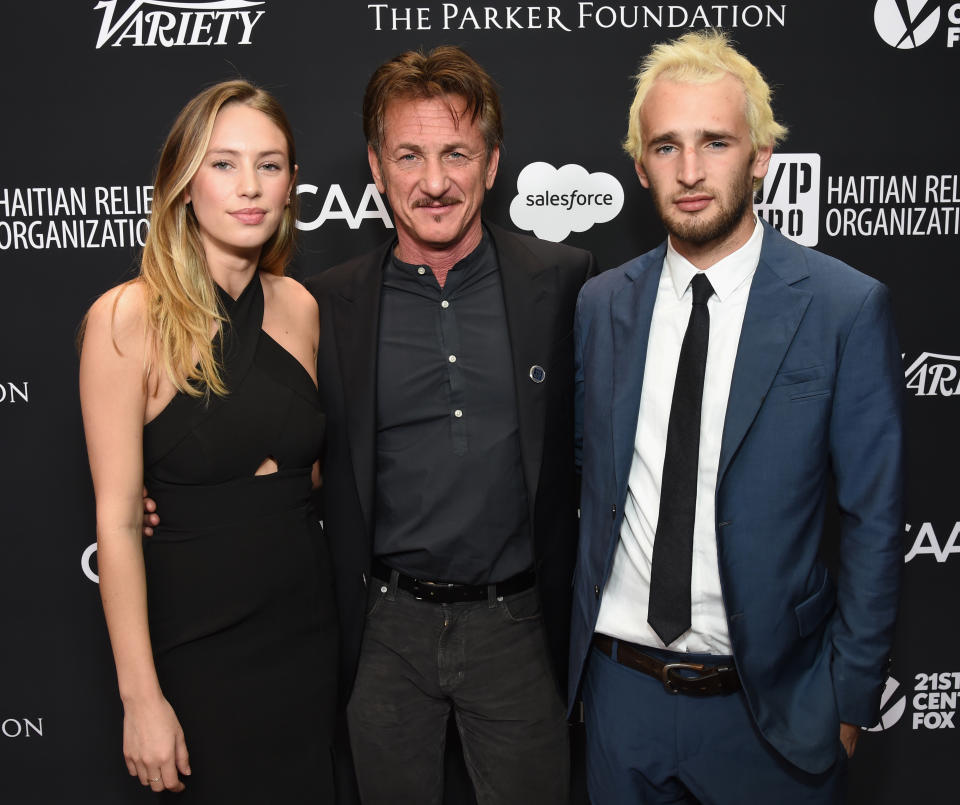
[569,221,904,774]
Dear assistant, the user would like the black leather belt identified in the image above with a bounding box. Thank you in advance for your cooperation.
[593,634,741,696]
[372,559,536,604]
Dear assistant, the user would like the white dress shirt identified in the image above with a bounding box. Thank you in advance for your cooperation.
[594,217,764,654]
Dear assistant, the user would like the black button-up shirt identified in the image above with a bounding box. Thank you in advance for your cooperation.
[373,230,532,584]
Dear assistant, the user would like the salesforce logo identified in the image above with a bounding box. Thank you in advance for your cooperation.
[509,162,624,242]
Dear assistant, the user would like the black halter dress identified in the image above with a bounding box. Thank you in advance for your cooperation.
[142,273,337,803]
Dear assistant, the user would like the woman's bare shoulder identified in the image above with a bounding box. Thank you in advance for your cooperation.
[262,273,319,325]
[83,279,150,354]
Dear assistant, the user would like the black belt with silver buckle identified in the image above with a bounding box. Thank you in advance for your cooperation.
[372,559,536,604]
[593,634,741,696]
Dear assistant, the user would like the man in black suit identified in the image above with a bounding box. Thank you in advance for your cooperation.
[305,46,595,804]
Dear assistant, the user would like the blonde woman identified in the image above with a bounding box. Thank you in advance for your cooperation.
[79,81,336,801]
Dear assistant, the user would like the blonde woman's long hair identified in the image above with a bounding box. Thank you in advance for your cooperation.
[142,79,299,397]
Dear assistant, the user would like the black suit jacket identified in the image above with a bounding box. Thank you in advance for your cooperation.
[305,223,596,696]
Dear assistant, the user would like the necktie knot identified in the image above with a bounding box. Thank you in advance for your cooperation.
[691,272,714,306]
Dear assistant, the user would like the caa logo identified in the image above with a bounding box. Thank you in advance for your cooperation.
[903,352,960,396]
[873,0,941,48]
[754,154,820,247]
[94,0,266,48]
[865,676,907,731]
[904,522,960,563]
[509,162,623,242]
[295,183,393,231]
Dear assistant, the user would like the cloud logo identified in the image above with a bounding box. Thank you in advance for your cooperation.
[510,162,624,242]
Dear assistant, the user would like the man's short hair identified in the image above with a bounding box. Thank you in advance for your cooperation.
[363,45,504,158]
[624,29,788,164]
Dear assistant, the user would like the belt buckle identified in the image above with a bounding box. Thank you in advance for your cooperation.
[660,662,707,694]
[413,579,455,602]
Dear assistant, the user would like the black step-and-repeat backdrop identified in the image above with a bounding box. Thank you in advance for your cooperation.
[1,2,958,802]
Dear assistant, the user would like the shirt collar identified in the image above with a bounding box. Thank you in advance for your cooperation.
[665,215,764,303]
[391,226,493,278]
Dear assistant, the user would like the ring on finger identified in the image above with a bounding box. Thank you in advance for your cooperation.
[148,776,161,783]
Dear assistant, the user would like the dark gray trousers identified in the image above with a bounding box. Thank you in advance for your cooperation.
[346,570,569,805]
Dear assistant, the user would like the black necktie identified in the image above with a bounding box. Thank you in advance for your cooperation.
[647,272,714,646]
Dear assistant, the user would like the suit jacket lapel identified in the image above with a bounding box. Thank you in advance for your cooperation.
[718,226,812,486]
[611,247,665,496]
[330,242,391,537]
[490,224,553,516]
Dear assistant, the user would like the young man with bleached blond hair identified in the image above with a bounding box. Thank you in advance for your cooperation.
[569,29,903,803]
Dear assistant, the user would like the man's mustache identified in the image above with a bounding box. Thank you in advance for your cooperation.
[412,197,462,208]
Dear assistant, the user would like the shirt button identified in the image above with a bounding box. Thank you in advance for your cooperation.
[441,300,450,309]
[448,355,457,363]
[611,504,617,519]
[454,409,463,418]
[417,266,426,275]
[594,584,600,599]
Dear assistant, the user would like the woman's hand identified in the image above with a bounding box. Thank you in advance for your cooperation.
[122,694,191,792]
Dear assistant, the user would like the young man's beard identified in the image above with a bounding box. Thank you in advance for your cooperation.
[651,161,755,247]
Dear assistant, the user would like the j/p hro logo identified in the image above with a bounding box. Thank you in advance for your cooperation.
[754,154,820,247]
[94,0,266,48]
[509,162,623,243]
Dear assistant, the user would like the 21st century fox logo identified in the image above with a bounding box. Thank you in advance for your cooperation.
[94,0,266,48]
[873,0,960,48]
[867,673,960,732]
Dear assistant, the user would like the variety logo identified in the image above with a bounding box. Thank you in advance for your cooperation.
[295,183,393,231]
[874,0,941,48]
[865,676,908,731]
[1,718,44,738]
[509,162,623,242]
[904,352,960,396]
[94,0,266,49]
[905,522,960,563]
[755,153,820,247]
[82,543,99,584]
[0,382,28,404]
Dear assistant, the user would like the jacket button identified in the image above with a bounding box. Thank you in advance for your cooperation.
[594,584,600,599]
[611,504,617,519]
